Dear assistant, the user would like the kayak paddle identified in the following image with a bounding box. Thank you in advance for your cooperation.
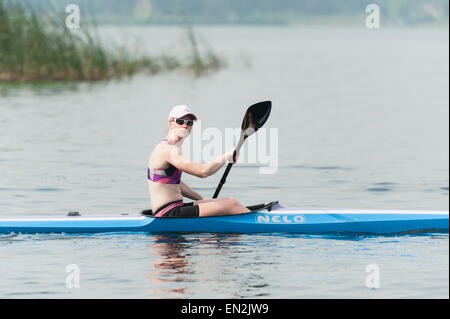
[212,100,272,198]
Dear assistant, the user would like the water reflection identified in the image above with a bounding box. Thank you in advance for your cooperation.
[146,233,274,298]
[147,234,192,298]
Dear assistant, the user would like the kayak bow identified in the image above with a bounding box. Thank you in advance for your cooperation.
[0,202,448,235]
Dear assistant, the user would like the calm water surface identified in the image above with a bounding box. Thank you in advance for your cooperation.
[0,232,448,298]
[0,26,448,298]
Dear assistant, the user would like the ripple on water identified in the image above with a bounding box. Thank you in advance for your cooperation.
[366,182,396,192]
[366,187,392,192]
[33,188,65,192]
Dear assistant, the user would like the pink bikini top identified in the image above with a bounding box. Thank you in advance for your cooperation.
[147,139,182,184]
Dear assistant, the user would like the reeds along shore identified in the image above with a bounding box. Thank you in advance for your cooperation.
[0,1,224,83]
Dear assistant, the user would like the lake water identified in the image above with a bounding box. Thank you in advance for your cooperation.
[0,26,448,298]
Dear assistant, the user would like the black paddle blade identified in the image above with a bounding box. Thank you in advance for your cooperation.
[241,101,272,138]
[212,100,272,199]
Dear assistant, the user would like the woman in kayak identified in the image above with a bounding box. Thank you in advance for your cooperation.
[147,105,251,218]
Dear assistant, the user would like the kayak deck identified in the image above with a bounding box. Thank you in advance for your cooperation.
[0,202,448,235]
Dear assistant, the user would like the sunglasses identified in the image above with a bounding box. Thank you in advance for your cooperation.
[172,118,194,126]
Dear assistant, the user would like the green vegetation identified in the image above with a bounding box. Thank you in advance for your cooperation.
[0,0,224,83]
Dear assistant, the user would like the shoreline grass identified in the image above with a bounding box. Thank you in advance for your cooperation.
[0,0,224,83]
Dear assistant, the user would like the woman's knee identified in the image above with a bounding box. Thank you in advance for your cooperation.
[225,197,249,214]
[224,197,241,209]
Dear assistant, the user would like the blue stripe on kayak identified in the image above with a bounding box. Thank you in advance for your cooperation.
[0,211,447,234]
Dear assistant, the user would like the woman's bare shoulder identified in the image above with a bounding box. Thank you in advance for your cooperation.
[149,140,174,163]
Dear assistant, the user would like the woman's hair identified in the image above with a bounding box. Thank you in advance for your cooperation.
[166,119,171,134]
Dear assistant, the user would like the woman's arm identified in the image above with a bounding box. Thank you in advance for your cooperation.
[180,181,204,200]
[166,146,234,178]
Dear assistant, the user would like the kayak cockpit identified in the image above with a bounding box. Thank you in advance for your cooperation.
[140,201,279,217]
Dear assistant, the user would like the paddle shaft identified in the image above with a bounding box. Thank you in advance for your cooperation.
[212,162,233,198]
[213,135,244,198]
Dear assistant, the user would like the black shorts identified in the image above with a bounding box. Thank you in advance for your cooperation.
[154,200,200,218]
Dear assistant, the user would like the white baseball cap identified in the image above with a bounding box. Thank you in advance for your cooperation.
[168,105,198,121]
